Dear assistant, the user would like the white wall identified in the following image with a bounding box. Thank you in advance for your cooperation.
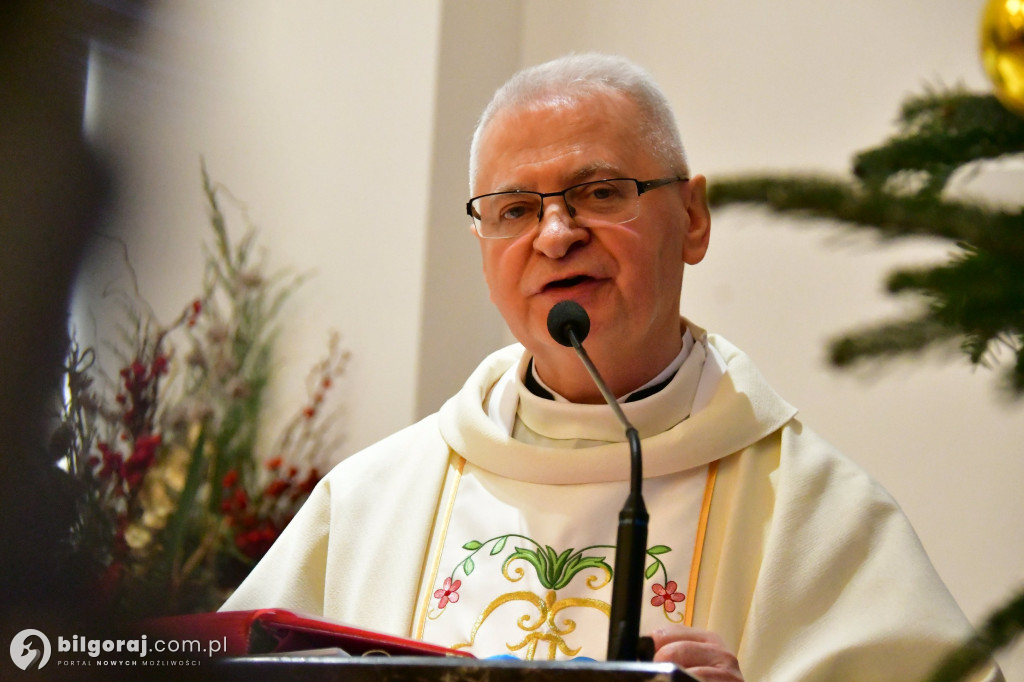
[77,0,445,457]
[415,1,521,417]
[75,0,1022,675]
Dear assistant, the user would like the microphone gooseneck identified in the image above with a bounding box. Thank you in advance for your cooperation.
[544,302,650,662]
[546,301,626,428]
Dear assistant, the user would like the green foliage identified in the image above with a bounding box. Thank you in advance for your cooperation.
[925,586,1024,682]
[53,164,346,618]
[708,89,1024,396]
[855,90,1024,194]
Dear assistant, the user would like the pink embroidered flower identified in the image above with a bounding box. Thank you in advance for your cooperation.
[651,581,685,613]
[433,577,461,609]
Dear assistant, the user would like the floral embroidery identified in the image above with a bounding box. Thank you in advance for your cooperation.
[430,534,685,656]
[651,581,685,613]
[456,536,614,590]
[434,576,461,609]
[644,544,671,580]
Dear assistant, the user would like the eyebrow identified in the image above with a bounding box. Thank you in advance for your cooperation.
[491,162,625,194]
[570,162,623,183]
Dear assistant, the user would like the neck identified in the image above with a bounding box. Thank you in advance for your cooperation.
[532,334,683,404]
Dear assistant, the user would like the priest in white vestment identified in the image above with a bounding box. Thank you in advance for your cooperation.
[222,53,1002,682]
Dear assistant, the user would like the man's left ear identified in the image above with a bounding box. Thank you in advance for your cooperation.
[681,174,710,265]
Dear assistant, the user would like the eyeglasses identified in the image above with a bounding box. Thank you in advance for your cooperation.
[467,176,688,239]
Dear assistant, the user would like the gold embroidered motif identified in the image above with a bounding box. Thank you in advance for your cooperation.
[664,608,685,624]
[423,461,717,656]
[453,589,611,660]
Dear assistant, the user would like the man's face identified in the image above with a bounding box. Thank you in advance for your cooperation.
[472,91,710,381]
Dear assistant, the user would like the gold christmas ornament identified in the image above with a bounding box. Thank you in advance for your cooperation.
[981,0,1024,115]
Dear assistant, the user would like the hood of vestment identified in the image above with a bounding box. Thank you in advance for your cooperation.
[437,327,797,485]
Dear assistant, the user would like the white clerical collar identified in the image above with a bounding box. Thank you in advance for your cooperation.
[482,324,727,443]
[514,329,705,443]
[528,331,695,404]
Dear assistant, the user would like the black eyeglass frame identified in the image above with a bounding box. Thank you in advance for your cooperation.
[466,176,689,237]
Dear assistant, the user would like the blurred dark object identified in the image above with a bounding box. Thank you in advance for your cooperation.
[0,0,145,651]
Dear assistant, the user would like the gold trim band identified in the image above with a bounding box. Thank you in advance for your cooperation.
[414,452,466,639]
[684,460,718,627]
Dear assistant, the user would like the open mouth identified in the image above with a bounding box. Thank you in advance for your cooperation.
[545,275,593,290]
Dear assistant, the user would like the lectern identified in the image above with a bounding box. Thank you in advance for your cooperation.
[144,610,698,681]
[214,655,697,681]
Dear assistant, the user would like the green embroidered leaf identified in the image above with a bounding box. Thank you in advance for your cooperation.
[552,555,612,590]
[645,561,659,580]
[490,536,507,555]
[500,542,613,591]
[462,540,483,551]
[647,545,671,555]
[504,546,547,586]
[539,546,559,586]
[556,547,573,565]
[463,557,476,576]
[510,546,540,562]
[576,556,612,574]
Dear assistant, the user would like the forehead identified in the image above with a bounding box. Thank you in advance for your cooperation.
[473,91,658,194]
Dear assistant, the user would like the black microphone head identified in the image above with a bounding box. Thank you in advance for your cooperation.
[547,300,590,347]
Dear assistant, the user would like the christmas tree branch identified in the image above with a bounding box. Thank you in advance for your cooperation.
[853,91,1024,189]
[925,585,1024,682]
[707,176,1024,258]
[827,315,958,368]
[710,175,1024,393]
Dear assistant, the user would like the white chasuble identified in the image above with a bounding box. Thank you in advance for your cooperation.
[415,332,721,661]
[221,325,992,679]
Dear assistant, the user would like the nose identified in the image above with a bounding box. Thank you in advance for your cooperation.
[532,197,589,259]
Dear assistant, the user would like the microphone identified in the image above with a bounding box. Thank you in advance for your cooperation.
[546,299,590,347]
[546,301,651,662]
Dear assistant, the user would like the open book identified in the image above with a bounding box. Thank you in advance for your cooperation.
[143,608,474,658]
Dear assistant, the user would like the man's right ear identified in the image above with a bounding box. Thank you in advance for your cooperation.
[682,175,710,266]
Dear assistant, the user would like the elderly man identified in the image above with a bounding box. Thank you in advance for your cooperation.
[223,54,998,681]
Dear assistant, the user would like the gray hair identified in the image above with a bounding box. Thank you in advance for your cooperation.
[469,53,688,191]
